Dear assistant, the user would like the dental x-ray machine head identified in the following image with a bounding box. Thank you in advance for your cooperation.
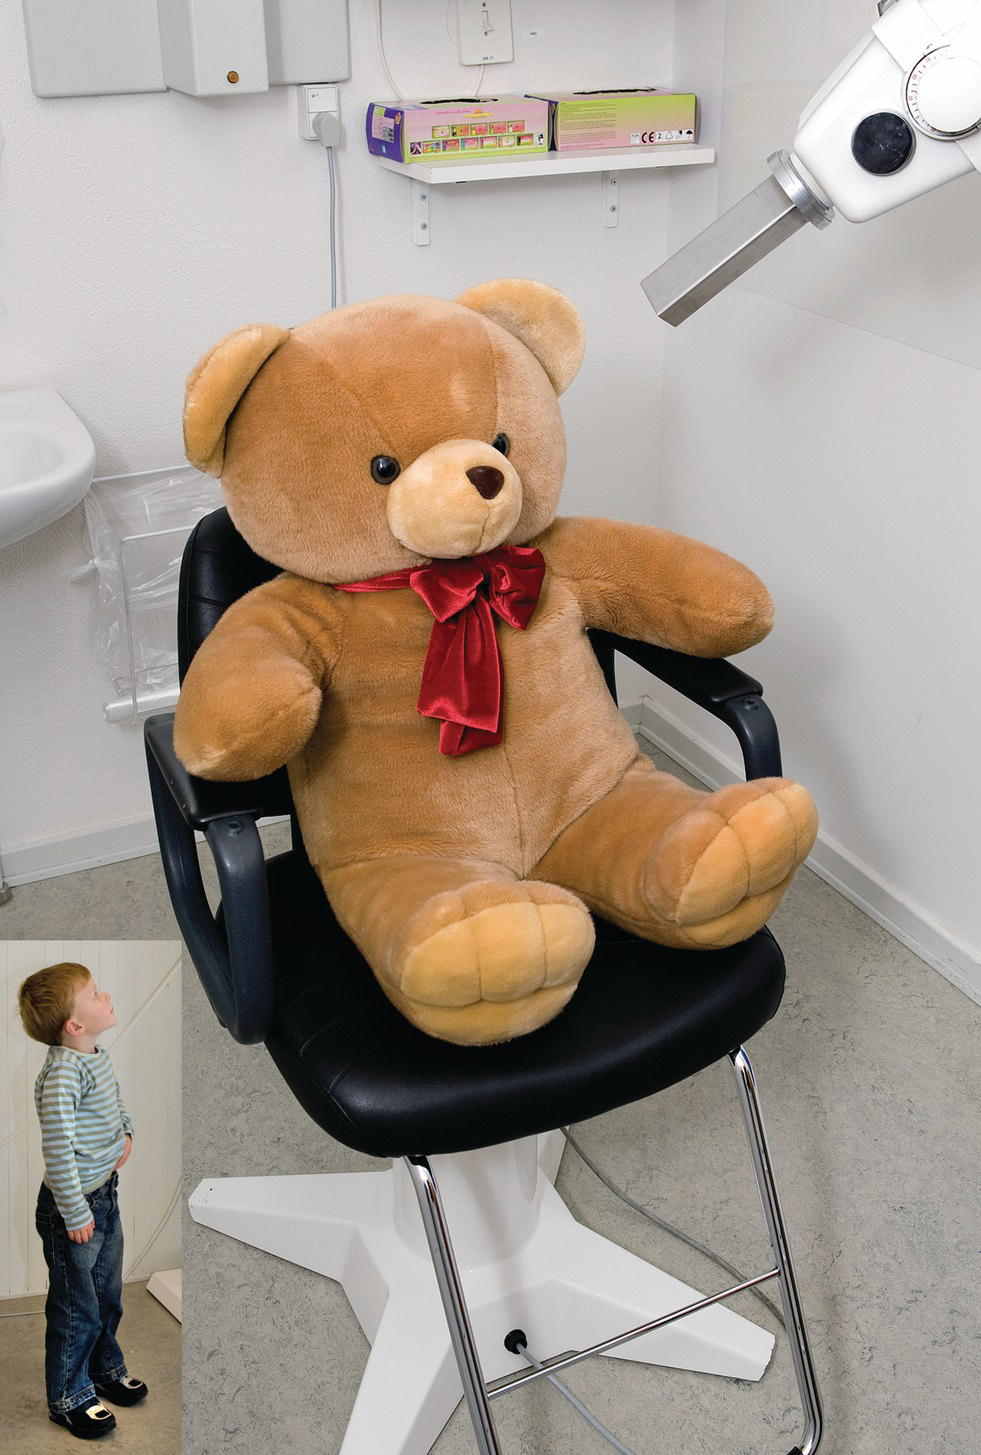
[643,0,981,324]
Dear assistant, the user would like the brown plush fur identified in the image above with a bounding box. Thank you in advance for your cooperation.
[174,279,817,1045]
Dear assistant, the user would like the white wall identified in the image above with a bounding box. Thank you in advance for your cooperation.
[0,0,675,881]
[2,0,978,1004]
[1,941,181,1298]
[655,0,981,999]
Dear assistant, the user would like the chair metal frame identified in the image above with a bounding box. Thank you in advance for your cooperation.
[405,1043,823,1454]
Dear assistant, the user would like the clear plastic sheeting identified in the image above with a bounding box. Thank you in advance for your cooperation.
[83,465,222,721]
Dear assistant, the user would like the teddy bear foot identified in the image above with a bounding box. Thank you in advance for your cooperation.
[384,977,584,1046]
[646,779,818,948]
[391,883,595,1045]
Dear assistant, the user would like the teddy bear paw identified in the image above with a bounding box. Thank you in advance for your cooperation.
[391,882,595,1045]
[646,779,817,948]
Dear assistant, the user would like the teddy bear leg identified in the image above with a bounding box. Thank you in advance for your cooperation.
[531,755,818,950]
[321,855,596,1045]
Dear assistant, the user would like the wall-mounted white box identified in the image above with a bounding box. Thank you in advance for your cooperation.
[264,0,350,86]
[21,0,351,99]
[158,0,269,96]
[22,1,167,98]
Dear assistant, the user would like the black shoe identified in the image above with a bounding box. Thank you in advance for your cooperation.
[49,1400,117,1439]
[93,1376,148,1407]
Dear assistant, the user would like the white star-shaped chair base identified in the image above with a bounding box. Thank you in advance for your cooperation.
[189,1131,772,1454]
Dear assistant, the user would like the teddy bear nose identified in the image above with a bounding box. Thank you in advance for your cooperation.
[466,466,504,500]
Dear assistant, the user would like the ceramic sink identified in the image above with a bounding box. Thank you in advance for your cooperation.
[0,389,96,549]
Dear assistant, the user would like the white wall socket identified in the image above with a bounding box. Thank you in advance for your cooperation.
[298,82,339,140]
[456,0,514,66]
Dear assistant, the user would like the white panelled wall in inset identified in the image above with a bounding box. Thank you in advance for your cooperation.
[1,941,181,1299]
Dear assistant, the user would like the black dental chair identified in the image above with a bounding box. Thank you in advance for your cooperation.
[146,506,823,1455]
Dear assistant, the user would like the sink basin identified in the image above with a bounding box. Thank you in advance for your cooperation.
[0,389,96,549]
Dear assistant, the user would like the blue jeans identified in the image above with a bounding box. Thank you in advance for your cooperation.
[35,1171,128,1414]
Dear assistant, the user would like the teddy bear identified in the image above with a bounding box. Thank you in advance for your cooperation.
[173,279,818,1047]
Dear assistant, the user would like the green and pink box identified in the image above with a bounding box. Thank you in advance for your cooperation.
[528,90,698,151]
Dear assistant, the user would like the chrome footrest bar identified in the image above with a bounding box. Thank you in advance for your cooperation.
[486,1267,780,1399]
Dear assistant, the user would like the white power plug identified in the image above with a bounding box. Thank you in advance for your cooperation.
[298,83,341,142]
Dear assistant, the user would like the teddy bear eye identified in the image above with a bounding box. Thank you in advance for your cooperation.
[491,433,510,457]
[370,455,401,485]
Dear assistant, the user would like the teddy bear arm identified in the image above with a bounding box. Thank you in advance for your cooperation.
[534,515,774,657]
[173,578,339,781]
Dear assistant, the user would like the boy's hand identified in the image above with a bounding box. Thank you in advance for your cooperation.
[114,1134,133,1170]
[68,1220,95,1244]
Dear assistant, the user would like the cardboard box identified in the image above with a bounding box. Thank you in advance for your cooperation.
[527,89,698,152]
[366,96,549,165]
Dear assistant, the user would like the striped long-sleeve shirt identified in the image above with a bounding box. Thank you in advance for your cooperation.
[34,1044,133,1232]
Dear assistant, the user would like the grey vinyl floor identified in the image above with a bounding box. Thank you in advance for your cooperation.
[2,743,978,1455]
[1,1281,181,1453]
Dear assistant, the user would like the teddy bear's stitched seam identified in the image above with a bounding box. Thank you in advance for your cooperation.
[552,882,713,951]
[771,786,803,864]
[498,736,529,874]
[303,348,402,461]
[306,605,348,689]
[674,813,750,926]
[274,576,348,689]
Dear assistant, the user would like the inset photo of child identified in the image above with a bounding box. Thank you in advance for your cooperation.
[1,942,181,1449]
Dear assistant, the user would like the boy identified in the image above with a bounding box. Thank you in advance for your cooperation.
[18,961,148,1440]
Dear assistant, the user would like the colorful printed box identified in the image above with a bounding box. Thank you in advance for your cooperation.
[366,95,549,164]
[526,89,698,152]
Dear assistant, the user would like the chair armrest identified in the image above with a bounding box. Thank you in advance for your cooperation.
[145,714,274,1044]
[588,630,783,781]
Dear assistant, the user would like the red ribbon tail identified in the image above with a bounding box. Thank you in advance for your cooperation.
[438,720,503,756]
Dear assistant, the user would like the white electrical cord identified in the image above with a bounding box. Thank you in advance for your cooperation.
[562,1126,786,1330]
[501,1128,786,1453]
[514,1335,640,1455]
[376,0,487,101]
[376,0,405,99]
[326,144,338,311]
[312,113,342,309]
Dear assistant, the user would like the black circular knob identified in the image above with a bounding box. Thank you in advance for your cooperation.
[851,112,915,174]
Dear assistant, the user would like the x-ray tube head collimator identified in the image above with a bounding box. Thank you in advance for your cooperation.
[642,151,834,326]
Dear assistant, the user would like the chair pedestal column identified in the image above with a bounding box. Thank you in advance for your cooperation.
[189,1132,773,1454]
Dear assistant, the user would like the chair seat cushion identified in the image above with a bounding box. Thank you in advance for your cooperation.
[262,850,785,1159]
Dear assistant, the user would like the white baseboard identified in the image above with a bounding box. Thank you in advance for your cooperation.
[630,695,981,1009]
[146,1268,183,1324]
[2,811,293,888]
[3,815,162,887]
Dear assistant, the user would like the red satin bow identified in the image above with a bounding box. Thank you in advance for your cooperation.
[334,545,546,755]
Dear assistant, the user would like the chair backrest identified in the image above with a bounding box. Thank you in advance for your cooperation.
[178,507,281,679]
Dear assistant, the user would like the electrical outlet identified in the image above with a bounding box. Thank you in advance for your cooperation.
[298,82,339,141]
[457,0,514,66]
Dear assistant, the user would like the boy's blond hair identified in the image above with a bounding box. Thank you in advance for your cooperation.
[18,962,92,1046]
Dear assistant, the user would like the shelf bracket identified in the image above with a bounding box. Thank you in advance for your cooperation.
[603,171,619,228]
[412,180,431,246]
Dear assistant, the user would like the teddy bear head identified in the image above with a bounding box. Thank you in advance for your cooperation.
[182,279,585,582]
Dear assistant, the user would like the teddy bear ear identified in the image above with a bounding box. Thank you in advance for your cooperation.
[455,279,585,395]
[183,323,290,476]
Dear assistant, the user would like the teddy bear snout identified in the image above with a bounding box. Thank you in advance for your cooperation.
[385,439,523,559]
[467,466,504,500]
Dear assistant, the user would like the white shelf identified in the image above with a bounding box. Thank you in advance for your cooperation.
[372,143,715,185]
